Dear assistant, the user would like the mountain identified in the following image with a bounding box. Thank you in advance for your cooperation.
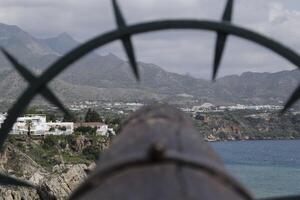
[0,22,299,106]
[212,70,300,104]
[39,32,79,55]
[0,23,57,57]
[0,23,59,70]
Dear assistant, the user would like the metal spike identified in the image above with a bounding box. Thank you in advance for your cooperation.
[122,38,140,80]
[112,0,126,27]
[112,0,139,80]
[1,49,71,117]
[213,33,227,80]
[212,0,234,80]
[281,84,300,114]
[222,0,233,22]
[0,173,35,187]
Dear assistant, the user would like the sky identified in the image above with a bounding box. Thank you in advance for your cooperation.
[0,0,299,79]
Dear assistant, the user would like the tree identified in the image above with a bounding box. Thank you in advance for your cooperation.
[63,110,77,122]
[85,109,101,122]
[46,113,56,122]
[75,126,96,135]
[43,135,56,148]
[82,145,100,160]
[105,115,122,134]
[24,106,41,115]
[25,120,33,137]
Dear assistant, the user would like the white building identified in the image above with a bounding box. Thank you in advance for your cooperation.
[11,115,48,135]
[74,122,111,136]
[0,113,7,125]
[0,114,74,136]
[224,104,283,111]
[46,122,74,135]
[192,103,216,113]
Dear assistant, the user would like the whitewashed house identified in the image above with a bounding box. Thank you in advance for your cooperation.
[46,122,73,135]
[11,115,48,135]
[1,114,74,136]
[192,103,216,113]
[74,122,110,136]
[0,113,7,126]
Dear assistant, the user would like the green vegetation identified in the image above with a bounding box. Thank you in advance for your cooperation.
[75,126,97,135]
[5,108,300,173]
[104,115,122,134]
[82,146,101,160]
[9,134,110,170]
[85,109,102,122]
[23,106,42,115]
[63,110,78,122]
[24,106,58,122]
[193,110,300,140]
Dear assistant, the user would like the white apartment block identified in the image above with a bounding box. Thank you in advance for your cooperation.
[0,114,73,136]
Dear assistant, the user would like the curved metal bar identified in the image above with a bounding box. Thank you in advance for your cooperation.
[69,150,252,200]
[1,19,300,148]
[260,195,300,200]
[1,48,71,118]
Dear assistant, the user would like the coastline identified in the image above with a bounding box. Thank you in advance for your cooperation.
[205,136,299,142]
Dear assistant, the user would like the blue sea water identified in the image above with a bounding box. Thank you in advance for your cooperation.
[211,140,300,198]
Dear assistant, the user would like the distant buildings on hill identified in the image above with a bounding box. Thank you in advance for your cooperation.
[69,101,144,112]
[181,103,284,114]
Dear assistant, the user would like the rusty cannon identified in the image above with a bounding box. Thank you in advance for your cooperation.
[68,104,252,200]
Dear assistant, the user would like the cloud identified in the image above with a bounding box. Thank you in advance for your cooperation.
[0,0,299,79]
[0,0,64,8]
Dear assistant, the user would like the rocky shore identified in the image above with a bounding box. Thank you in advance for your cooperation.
[0,144,94,200]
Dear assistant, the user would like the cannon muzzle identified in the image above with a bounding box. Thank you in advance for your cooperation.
[69,104,252,200]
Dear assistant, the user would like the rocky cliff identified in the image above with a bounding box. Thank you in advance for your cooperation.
[0,144,94,200]
[194,111,300,141]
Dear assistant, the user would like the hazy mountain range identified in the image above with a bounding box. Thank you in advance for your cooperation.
[0,22,299,106]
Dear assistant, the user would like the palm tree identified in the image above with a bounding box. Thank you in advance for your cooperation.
[25,120,33,137]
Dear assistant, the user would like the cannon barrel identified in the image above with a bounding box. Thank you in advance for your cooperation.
[69,104,252,200]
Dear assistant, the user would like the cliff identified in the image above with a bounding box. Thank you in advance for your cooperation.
[193,110,300,141]
[0,141,96,200]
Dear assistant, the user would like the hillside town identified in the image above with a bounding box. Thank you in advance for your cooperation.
[181,102,284,114]
[0,102,293,140]
[66,100,287,115]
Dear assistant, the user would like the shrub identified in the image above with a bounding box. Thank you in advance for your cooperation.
[82,145,100,161]
[75,126,97,135]
[85,109,101,122]
[58,126,67,131]
[43,135,57,148]
[59,140,67,149]
[63,111,77,122]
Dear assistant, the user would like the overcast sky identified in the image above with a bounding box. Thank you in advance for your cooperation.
[0,0,299,79]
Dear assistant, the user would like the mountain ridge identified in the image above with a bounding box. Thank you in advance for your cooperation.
[0,22,299,106]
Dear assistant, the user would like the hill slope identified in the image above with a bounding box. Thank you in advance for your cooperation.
[0,22,298,105]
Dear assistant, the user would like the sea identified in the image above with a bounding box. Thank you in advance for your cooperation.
[211,140,300,198]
